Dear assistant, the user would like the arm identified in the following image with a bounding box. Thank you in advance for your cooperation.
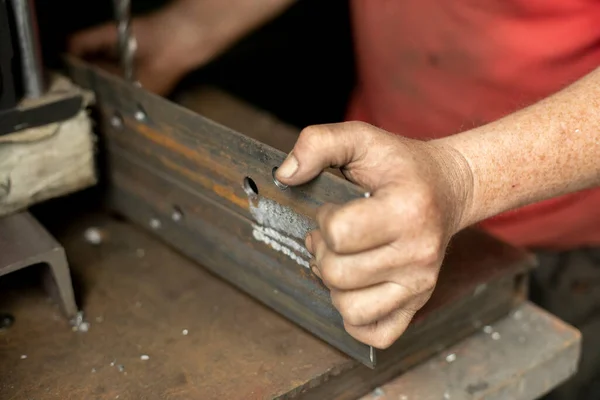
[440,67,600,229]
[164,0,296,71]
[68,0,295,94]
[274,68,600,348]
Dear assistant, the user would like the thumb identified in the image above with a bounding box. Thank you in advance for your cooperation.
[275,122,369,186]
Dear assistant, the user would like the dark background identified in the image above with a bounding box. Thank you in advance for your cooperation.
[35,0,357,128]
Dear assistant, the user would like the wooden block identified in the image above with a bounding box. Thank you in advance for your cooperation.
[0,75,97,217]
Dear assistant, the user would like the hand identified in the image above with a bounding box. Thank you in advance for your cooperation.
[275,122,475,348]
[68,1,232,95]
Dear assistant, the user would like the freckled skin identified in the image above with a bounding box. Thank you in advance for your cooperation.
[441,67,600,228]
[276,68,600,349]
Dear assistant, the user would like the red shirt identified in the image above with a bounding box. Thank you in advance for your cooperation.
[347,0,600,249]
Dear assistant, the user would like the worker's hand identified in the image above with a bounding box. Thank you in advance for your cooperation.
[68,0,294,96]
[68,2,235,95]
[275,122,475,349]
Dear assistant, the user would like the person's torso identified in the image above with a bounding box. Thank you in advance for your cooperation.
[348,0,600,249]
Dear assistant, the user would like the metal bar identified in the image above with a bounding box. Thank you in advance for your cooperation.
[65,57,535,368]
[0,212,78,319]
[0,90,83,135]
[10,0,44,98]
[112,0,135,81]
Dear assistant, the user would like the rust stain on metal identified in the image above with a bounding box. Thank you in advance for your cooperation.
[158,156,248,210]
[133,122,211,165]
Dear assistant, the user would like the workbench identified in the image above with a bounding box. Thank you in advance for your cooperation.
[0,85,581,400]
[0,207,579,400]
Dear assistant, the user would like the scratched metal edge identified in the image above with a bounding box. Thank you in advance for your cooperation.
[289,275,521,400]
[104,145,374,368]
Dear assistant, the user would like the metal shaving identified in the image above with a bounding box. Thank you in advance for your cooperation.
[84,227,103,245]
[70,311,90,332]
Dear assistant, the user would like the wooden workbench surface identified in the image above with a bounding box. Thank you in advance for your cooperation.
[360,303,579,400]
[0,209,579,400]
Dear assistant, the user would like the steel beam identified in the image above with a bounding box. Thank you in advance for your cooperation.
[65,57,534,368]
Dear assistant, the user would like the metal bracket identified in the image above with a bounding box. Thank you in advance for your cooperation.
[0,212,78,319]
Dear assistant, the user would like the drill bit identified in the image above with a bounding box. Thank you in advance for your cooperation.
[112,0,136,81]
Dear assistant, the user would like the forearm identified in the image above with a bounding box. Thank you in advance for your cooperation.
[166,0,296,68]
[438,67,600,229]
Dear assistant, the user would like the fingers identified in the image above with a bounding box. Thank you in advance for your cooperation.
[316,193,403,254]
[330,282,416,326]
[344,306,420,349]
[275,121,372,186]
[309,230,395,289]
[68,23,118,58]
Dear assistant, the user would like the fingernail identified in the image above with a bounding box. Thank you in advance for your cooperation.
[277,153,298,179]
[305,233,314,254]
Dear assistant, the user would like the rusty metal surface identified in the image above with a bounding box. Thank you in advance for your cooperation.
[65,57,535,369]
[360,303,581,400]
[66,56,373,366]
[0,211,77,318]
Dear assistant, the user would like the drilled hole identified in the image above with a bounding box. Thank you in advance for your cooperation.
[134,104,147,121]
[171,205,184,222]
[243,177,259,197]
[110,111,124,129]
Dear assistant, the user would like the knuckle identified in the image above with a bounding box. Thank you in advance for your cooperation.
[346,120,370,132]
[370,332,397,350]
[338,299,366,326]
[320,256,345,287]
[343,306,363,326]
[324,213,351,253]
[418,236,444,266]
[418,272,438,293]
[299,125,327,150]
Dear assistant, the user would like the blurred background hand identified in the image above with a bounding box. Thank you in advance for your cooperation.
[68,0,294,95]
